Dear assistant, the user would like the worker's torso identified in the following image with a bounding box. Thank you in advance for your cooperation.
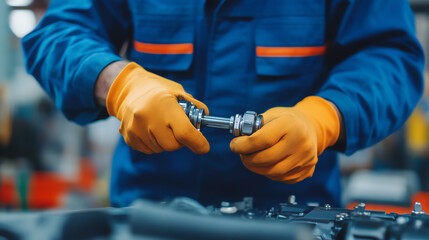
[110,0,341,208]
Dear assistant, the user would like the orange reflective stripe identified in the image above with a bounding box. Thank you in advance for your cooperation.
[256,45,326,57]
[134,41,193,54]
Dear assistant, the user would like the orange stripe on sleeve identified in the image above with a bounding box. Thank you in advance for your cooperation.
[134,41,193,54]
[256,45,326,57]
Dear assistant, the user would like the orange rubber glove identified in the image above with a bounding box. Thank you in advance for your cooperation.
[230,96,340,183]
[106,62,210,154]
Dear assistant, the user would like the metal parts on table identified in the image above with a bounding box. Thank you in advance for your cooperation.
[179,101,264,136]
[412,202,426,215]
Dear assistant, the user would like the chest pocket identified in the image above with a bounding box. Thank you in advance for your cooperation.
[129,0,198,71]
[254,16,326,77]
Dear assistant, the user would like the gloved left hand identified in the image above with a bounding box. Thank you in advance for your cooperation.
[230,96,340,183]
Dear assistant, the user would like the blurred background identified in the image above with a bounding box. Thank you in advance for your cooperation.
[0,0,428,212]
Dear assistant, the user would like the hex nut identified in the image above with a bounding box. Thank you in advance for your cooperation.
[241,111,257,135]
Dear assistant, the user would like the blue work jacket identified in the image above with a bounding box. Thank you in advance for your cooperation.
[22,0,424,208]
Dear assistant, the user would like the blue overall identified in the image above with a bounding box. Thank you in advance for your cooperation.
[22,0,424,208]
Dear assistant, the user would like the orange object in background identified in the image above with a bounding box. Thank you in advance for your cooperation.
[0,176,18,207]
[347,191,429,214]
[76,158,96,193]
[27,158,97,209]
[27,172,69,209]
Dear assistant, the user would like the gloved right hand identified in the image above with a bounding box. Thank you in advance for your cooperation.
[106,62,210,154]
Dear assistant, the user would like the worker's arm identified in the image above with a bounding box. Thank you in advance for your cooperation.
[23,0,210,154]
[94,61,128,107]
[319,0,424,154]
[231,0,423,183]
[22,0,130,124]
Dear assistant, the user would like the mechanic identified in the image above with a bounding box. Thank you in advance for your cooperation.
[22,0,424,208]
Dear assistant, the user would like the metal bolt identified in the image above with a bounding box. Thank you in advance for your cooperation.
[288,195,297,205]
[412,202,426,215]
[324,204,331,210]
[415,202,422,212]
[179,101,263,136]
[354,203,365,212]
